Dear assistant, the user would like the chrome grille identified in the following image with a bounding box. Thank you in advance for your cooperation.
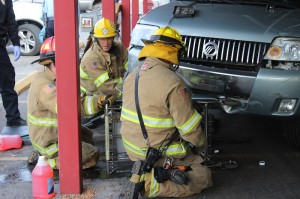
[182,35,270,69]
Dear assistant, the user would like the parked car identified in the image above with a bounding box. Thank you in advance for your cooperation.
[12,0,43,56]
[11,0,96,56]
[128,0,300,148]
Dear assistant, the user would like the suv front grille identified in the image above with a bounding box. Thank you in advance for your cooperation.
[182,35,270,71]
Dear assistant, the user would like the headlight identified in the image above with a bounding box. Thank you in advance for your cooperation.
[130,24,159,47]
[264,37,300,61]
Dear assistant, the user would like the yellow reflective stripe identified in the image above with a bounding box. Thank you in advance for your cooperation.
[80,65,91,80]
[122,137,188,157]
[31,141,58,157]
[117,92,122,98]
[113,77,123,85]
[28,113,57,127]
[94,72,109,87]
[46,158,57,169]
[124,61,128,70]
[149,171,159,197]
[84,96,96,116]
[163,141,189,156]
[55,103,57,114]
[177,110,202,135]
[80,85,87,94]
[122,137,147,157]
[121,107,175,128]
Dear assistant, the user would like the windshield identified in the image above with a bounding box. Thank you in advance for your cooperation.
[181,0,300,8]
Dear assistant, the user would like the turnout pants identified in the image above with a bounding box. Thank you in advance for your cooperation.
[37,126,100,169]
[0,45,21,122]
[143,151,213,197]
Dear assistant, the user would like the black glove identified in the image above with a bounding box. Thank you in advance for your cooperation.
[154,167,189,185]
[169,169,189,185]
[98,94,115,109]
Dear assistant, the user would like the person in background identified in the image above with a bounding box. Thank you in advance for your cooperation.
[27,36,115,169]
[120,26,212,198]
[42,0,54,39]
[39,0,81,42]
[0,0,27,127]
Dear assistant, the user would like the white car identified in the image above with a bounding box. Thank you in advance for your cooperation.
[12,0,44,56]
[11,0,95,56]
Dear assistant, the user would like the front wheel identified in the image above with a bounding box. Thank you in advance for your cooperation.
[18,24,41,56]
[282,119,300,149]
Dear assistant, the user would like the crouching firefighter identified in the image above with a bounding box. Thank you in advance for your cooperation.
[28,36,115,169]
[120,26,212,198]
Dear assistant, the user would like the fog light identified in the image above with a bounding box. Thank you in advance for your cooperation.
[278,99,297,112]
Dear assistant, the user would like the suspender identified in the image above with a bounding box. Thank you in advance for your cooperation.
[134,67,150,146]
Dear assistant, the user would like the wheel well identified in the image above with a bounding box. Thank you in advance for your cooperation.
[16,20,43,30]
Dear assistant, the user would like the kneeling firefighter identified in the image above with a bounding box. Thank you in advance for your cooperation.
[120,26,212,198]
[28,36,115,169]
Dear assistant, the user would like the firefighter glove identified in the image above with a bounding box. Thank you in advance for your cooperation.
[154,167,189,185]
[98,94,115,109]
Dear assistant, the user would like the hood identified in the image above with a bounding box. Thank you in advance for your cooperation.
[139,1,300,43]
[13,2,44,26]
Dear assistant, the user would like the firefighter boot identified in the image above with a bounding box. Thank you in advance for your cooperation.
[27,150,40,165]
[119,160,145,199]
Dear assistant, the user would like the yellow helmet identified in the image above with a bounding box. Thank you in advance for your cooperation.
[138,26,185,65]
[93,18,117,38]
[142,26,184,49]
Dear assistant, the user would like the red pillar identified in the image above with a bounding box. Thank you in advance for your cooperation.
[132,0,139,30]
[54,0,82,194]
[121,0,130,47]
[102,0,115,23]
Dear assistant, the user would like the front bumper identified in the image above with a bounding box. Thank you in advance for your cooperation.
[179,62,300,117]
[129,46,300,117]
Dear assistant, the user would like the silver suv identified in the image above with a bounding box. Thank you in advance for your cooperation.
[128,0,300,148]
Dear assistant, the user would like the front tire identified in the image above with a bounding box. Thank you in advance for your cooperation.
[18,24,41,56]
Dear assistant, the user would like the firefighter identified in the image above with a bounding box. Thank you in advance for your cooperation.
[28,36,115,169]
[120,26,212,198]
[79,17,128,99]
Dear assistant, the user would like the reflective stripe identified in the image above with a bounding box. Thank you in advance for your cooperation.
[177,110,202,135]
[94,72,109,87]
[149,171,159,197]
[55,103,57,114]
[124,61,128,70]
[122,137,189,157]
[80,65,91,80]
[31,141,58,157]
[117,92,122,98]
[80,85,87,94]
[121,107,175,128]
[28,113,57,127]
[122,137,147,157]
[46,158,57,169]
[84,96,96,116]
[113,77,123,85]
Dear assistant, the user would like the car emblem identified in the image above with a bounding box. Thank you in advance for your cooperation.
[203,41,218,57]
